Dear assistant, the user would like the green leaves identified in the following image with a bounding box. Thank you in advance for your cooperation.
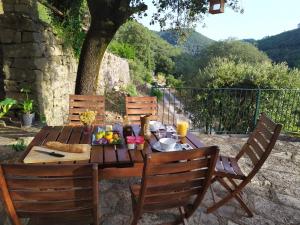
[0,98,17,119]
[195,57,300,89]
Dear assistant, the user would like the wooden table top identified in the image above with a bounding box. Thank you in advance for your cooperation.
[20,125,205,167]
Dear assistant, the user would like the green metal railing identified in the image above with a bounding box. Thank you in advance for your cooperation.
[151,87,300,134]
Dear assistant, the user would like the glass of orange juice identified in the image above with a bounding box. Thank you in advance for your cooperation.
[176,120,189,137]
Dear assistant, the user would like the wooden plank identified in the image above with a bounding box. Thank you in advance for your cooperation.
[56,126,73,143]
[254,131,269,149]
[68,126,83,144]
[144,187,202,204]
[245,144,259,165]
[2,164,93,177]
[42,126,63,144]
[69,95,105,101]
[126,96,157,102]
[6,177,92,189]
[256,123,273,140]
[186,132,205,148]
[90,146,103,164]
[129,150,144,163]
[13,200,92,211]
[248,138,264,158]
[100,164,144,179]
[228,157,244,177]
[148,159,209,175]
[126,103,157,108]
[127,115,158,124]
[69,108,105,114]
[17,208,92,217]
[70,101,104,108]
[147,170,208,186]
[149,147,216,163]
[220,156,235,174]
[127,109,157,115]
[103,147,117,165]
[10,188,92,201]
[131,180,204,196]
[260,114,277,132]
[116,148,132,165]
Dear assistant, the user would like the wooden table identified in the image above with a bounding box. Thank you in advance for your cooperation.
[20,125,205,178]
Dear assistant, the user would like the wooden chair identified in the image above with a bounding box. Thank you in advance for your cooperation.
[130,146,219,225]
[0,164,99,225]
[207,113,282,217]
[125,96,158,124]
[68,95,105,125]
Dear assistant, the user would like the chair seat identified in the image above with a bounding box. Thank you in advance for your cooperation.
[215,155,246,180]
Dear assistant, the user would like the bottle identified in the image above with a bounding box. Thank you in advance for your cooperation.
[139,114,151,140]
[123,116,134,142]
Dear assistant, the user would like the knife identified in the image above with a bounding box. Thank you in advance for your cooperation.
[35,150,65,158]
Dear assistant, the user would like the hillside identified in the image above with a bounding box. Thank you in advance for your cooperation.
[158,29,214,55]
[247,28,300,69]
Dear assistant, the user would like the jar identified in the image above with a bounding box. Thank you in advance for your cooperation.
[136,136,145,150]
[126,136,136,150]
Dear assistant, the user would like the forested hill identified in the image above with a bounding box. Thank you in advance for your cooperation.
[247,28,300,69]
[158,29,214,55]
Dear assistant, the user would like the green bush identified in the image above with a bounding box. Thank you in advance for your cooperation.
[194,58,300,89]
[124,84,138,96]
[151,88,163,101]
[108,41,135,59]
[166,75,184,88]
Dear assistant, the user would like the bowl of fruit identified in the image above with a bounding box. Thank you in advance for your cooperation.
[92,128,122,145]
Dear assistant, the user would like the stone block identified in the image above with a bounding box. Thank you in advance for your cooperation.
[0,29,21,43]
[12,58,36,69]
[3,43,44,57]
[22,31,43,42]
[45,45,63,56]
[5,67,36,81]
[33,57,48,70]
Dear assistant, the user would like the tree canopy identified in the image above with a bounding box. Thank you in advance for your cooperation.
[38,0,241,94]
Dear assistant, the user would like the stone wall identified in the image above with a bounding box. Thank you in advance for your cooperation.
[0,0,77,126]
[0,0,130,126]
[98,52,130,94]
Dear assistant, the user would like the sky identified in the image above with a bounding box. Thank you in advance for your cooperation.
[138,0,300,41]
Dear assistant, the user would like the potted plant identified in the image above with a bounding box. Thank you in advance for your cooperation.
[20,88,35,127]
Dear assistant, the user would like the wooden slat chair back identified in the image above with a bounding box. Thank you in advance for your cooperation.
[130,146,219,225]
[236,113,282,172]
[68,95,105,125]
[125,96,158,124]
[208,113,282,217]
[0,164,99,225]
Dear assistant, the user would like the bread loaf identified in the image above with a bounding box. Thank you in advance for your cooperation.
[45,141,90,153]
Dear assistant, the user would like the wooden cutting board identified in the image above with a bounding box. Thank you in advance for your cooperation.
[23,145,91,164]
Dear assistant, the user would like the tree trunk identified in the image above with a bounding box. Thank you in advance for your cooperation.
[75,24,112,94]
[75,0,147,95]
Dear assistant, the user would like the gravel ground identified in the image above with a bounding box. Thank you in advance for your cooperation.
[0,126,299,225]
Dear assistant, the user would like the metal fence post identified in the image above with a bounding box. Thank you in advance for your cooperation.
[254,89,261,127]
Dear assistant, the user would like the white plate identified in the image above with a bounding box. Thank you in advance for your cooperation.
[152,141,183,152]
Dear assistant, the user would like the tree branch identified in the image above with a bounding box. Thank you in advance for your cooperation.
[37,0,64,17]
[128,3,147,16]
